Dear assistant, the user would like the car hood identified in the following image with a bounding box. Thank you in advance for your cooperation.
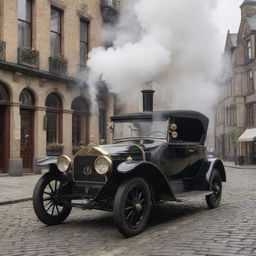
[99,143,146,161]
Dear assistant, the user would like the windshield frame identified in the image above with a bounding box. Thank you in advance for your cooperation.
[113,118,169,141]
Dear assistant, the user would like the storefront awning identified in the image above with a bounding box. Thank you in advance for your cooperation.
[238,128,256,142]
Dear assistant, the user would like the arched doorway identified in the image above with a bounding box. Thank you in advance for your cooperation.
[71,97,89,150]
[20,88,35,173]
[0,83,10,173]
[45,93,63,153]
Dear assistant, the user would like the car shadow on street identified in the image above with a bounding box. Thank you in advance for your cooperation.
[42,200,208,238]
[148,200,207,227]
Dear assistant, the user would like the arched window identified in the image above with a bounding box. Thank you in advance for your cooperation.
[71,97,89,147]
[0,83,10,173]
[0,83,9,103]
[45,93,62,144]
[19,88,34,106]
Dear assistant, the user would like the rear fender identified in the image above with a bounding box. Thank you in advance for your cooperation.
[206,158,226,183]
[117,161,176,201]
[197,158,226,190]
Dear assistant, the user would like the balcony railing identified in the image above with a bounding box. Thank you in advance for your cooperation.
[0,40,6,61]
[18,47,39,69]
[49,56,68,75]
[101,0,120,24]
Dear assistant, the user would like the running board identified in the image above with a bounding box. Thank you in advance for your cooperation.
[175,191,211,202]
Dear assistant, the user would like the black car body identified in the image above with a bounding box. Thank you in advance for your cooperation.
[33,110,226,237]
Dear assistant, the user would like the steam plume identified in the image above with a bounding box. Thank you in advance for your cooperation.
[87,0,221,114]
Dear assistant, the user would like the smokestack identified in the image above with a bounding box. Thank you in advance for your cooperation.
[141,89,155,112]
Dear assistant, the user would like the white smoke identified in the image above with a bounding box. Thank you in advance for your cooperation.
[87,0,222,114]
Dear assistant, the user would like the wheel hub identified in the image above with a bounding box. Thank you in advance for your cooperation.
[213,184,220,193]
[135,203,142,212]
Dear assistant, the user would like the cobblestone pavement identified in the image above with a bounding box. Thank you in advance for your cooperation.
[1,167,256,256]
[0,174,42,204]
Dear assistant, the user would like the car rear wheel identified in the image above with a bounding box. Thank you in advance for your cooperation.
[33,172,72,225]
[206,169,222,209]
[113,177,152,237]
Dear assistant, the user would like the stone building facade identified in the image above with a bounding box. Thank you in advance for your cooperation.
[0,0,119,175]
[215,0,256,164]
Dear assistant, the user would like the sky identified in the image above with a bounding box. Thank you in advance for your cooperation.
[214,0,243,51]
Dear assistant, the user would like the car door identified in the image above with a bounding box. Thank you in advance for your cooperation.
[166,117,205,179]
[150,138,190,178]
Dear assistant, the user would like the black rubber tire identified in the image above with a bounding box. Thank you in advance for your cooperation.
[206,169,222,209]
[33,172,72,225]
[113,177,152,237]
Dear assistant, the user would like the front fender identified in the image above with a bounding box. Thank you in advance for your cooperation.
[117,160,176,201]
[117,160,143,173]
[37,157,72,182]
[37,156,58,167]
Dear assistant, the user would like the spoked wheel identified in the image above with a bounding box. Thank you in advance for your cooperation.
[33,172,72,225]
[206,169,222,209]
[113,177,152,237]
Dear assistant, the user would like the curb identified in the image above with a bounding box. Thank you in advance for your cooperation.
[0,197,31,206]
[224,164,256,170]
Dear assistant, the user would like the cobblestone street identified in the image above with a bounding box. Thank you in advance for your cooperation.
[1,167,256,256]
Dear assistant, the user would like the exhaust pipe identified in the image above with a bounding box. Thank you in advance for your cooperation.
[141,89,155,112]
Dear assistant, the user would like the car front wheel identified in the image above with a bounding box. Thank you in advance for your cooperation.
[113,177,152,237]
[33,172,72,225]
[206,169,222,209]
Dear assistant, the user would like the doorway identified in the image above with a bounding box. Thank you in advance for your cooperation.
[20,109,34,173]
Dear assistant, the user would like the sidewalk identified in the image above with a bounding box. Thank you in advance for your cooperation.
[0,162,255,206]
[0,173,42,205]
[223,161,256,170]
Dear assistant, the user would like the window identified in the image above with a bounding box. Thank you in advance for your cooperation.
[227,78,232,97]
[80,20,89,64]
[45,93,62,144]
[216,106,223,126]
[18,0,32,48]
[232,106,237,125]
[246,104,254,128]
[51,8,62,57]
[221,107,225,124]
[169,117,204,144]
[226,106,237,126]
[246,40,252,60]
[71,97,89,146]
[247,70,254,94]
[226,108,229,125]
[0,83,9,102]
[19,89,34,106]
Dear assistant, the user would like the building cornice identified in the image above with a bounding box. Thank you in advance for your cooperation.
[0,60,77,84]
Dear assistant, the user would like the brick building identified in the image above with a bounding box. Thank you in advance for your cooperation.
[215,0,256,164]
[0,0,119,175]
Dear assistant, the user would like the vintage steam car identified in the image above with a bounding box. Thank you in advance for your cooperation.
[33,109,226,237]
